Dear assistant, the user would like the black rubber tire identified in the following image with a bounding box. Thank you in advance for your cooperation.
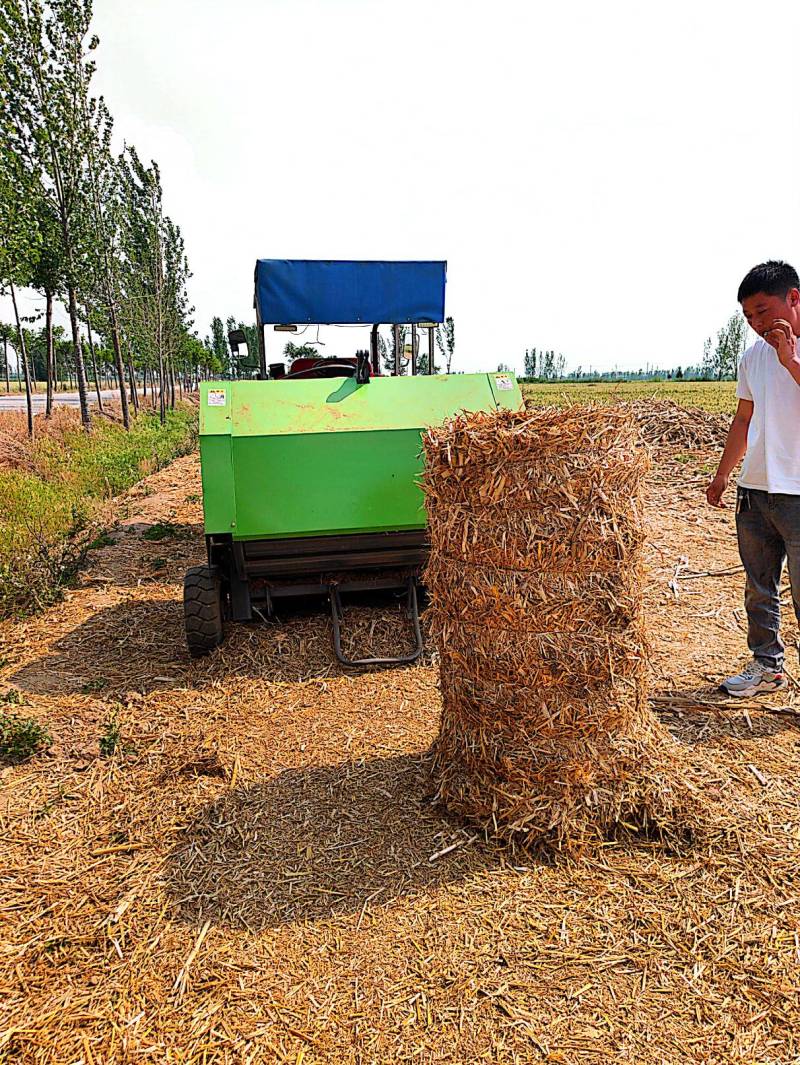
[183,565,223,657]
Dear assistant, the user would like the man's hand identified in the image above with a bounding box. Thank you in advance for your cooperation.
[706,472,729,508]
[764,319,799,370]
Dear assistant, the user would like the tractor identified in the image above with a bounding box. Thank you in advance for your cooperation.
[184,259,523,667]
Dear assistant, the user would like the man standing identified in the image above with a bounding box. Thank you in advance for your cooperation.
[706,261,800,696]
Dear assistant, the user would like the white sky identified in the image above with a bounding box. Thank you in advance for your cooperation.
[8,0,800,374]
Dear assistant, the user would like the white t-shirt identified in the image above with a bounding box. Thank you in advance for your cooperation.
[736,337,800,495]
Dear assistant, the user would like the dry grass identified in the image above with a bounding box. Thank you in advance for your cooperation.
[0,405,799,1063]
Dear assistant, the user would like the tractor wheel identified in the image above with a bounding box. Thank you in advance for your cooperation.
[183,565,223,657]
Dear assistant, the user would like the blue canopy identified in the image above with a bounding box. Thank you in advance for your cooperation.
[255,259,446,325]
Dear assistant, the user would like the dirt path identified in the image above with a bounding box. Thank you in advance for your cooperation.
[1,450,799,1063]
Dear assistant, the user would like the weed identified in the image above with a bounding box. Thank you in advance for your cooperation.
[89,532,117,550]
[142,521,185,541]
[80,678,108,694]
[98,713,122,758]
[150,557,167,571]
[34,784,76,820]
[0,688,26,706]
[0,710,52,764]
[186,492,201,503]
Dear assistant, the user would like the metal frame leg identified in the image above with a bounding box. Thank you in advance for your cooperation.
[328,578,424,667]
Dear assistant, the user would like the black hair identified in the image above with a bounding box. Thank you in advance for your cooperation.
[737,260,800,303]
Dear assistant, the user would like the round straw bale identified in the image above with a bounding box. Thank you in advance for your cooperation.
[422,405,707,853]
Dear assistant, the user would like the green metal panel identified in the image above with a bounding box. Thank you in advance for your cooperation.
[199,373,523,539]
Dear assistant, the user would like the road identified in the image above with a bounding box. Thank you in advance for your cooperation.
[0,389,118,410]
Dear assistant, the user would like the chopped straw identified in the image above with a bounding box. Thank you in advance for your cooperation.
[422,404,718,853]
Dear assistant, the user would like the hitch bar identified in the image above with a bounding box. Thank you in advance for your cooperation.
[328,578,424,668]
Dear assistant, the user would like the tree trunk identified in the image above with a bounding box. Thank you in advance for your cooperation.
[128,355,139,413]
[84,309,103,413]
[108,313,130,429]
[66,284,91,429]
[45,290,54,417]
[10,283,34,439]
[3,337,9,392]
[158,357,166,423]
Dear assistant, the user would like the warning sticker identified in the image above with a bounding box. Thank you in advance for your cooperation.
[494,375,513,391]
[207,389,227,407]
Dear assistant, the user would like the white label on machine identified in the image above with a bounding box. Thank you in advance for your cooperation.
[207,389,227,407]
[494,375,513,391]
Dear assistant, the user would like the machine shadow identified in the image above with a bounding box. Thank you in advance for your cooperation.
[164,752,503,932]
[10,594,430,697]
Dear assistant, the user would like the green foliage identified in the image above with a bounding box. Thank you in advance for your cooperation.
[0,707,52,764]
[435,317,455,373]
[98,712,121,757]
[0,407,197,616]
[283,341,322,363]
[142,521,187,541]
[702,312,748,381]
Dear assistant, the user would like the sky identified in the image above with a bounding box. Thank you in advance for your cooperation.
[8,0,800,374]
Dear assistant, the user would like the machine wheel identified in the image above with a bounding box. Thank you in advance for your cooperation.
[183,565,223,657]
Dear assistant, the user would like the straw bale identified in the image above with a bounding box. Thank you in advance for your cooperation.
[422,404,710,852]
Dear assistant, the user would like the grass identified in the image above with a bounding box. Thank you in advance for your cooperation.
[98,713,122,758]
[142,521,187,541]
[0,406,197,617]
[0,698,52,764]
[521,380,737,413]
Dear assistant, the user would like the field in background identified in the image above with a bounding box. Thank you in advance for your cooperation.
[522,379,737,412]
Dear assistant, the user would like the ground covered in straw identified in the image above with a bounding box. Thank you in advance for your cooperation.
[1,429,799,1064]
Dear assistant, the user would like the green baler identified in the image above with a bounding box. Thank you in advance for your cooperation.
[185,260,523,666]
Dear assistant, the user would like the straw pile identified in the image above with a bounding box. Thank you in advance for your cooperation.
[422,405,709,852]
[627,398,729,449]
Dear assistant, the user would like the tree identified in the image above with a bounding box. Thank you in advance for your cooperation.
[385,325,407,375]
[209,316,228,373]
[435,316,455,373]
[224,316,260,376]
[0,113,39,435]
[27,194,63,416]
[3,0,97,428]
[417,335,439,375]
[701,312,748,380]
[524,347,537,378]
[283,340,321,363]
[117,146,191,422]
[79,86,131,426]
[0,323,15,391]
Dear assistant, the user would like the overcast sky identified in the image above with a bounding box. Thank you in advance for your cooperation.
[10,0,800,374]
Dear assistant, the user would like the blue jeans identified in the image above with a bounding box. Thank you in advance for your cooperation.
[735,488,800,670]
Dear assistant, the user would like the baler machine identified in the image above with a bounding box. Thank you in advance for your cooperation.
[185,259,523,667]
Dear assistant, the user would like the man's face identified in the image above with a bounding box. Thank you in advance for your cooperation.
[741,289,800,338]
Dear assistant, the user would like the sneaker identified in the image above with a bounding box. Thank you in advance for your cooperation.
[720,658,786,698]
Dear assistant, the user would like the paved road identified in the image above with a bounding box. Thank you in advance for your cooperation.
[0,389,118,410]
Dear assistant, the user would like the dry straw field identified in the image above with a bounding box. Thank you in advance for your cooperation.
[1,391,799,1064]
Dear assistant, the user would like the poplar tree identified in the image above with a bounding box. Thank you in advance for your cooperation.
[2,0,94,427]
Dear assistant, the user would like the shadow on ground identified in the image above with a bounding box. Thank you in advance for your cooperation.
[654,689,798,745]
[164,752,503,931]
[10,594,431,696]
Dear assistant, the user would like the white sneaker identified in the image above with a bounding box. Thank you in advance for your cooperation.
[720,658,786,698]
